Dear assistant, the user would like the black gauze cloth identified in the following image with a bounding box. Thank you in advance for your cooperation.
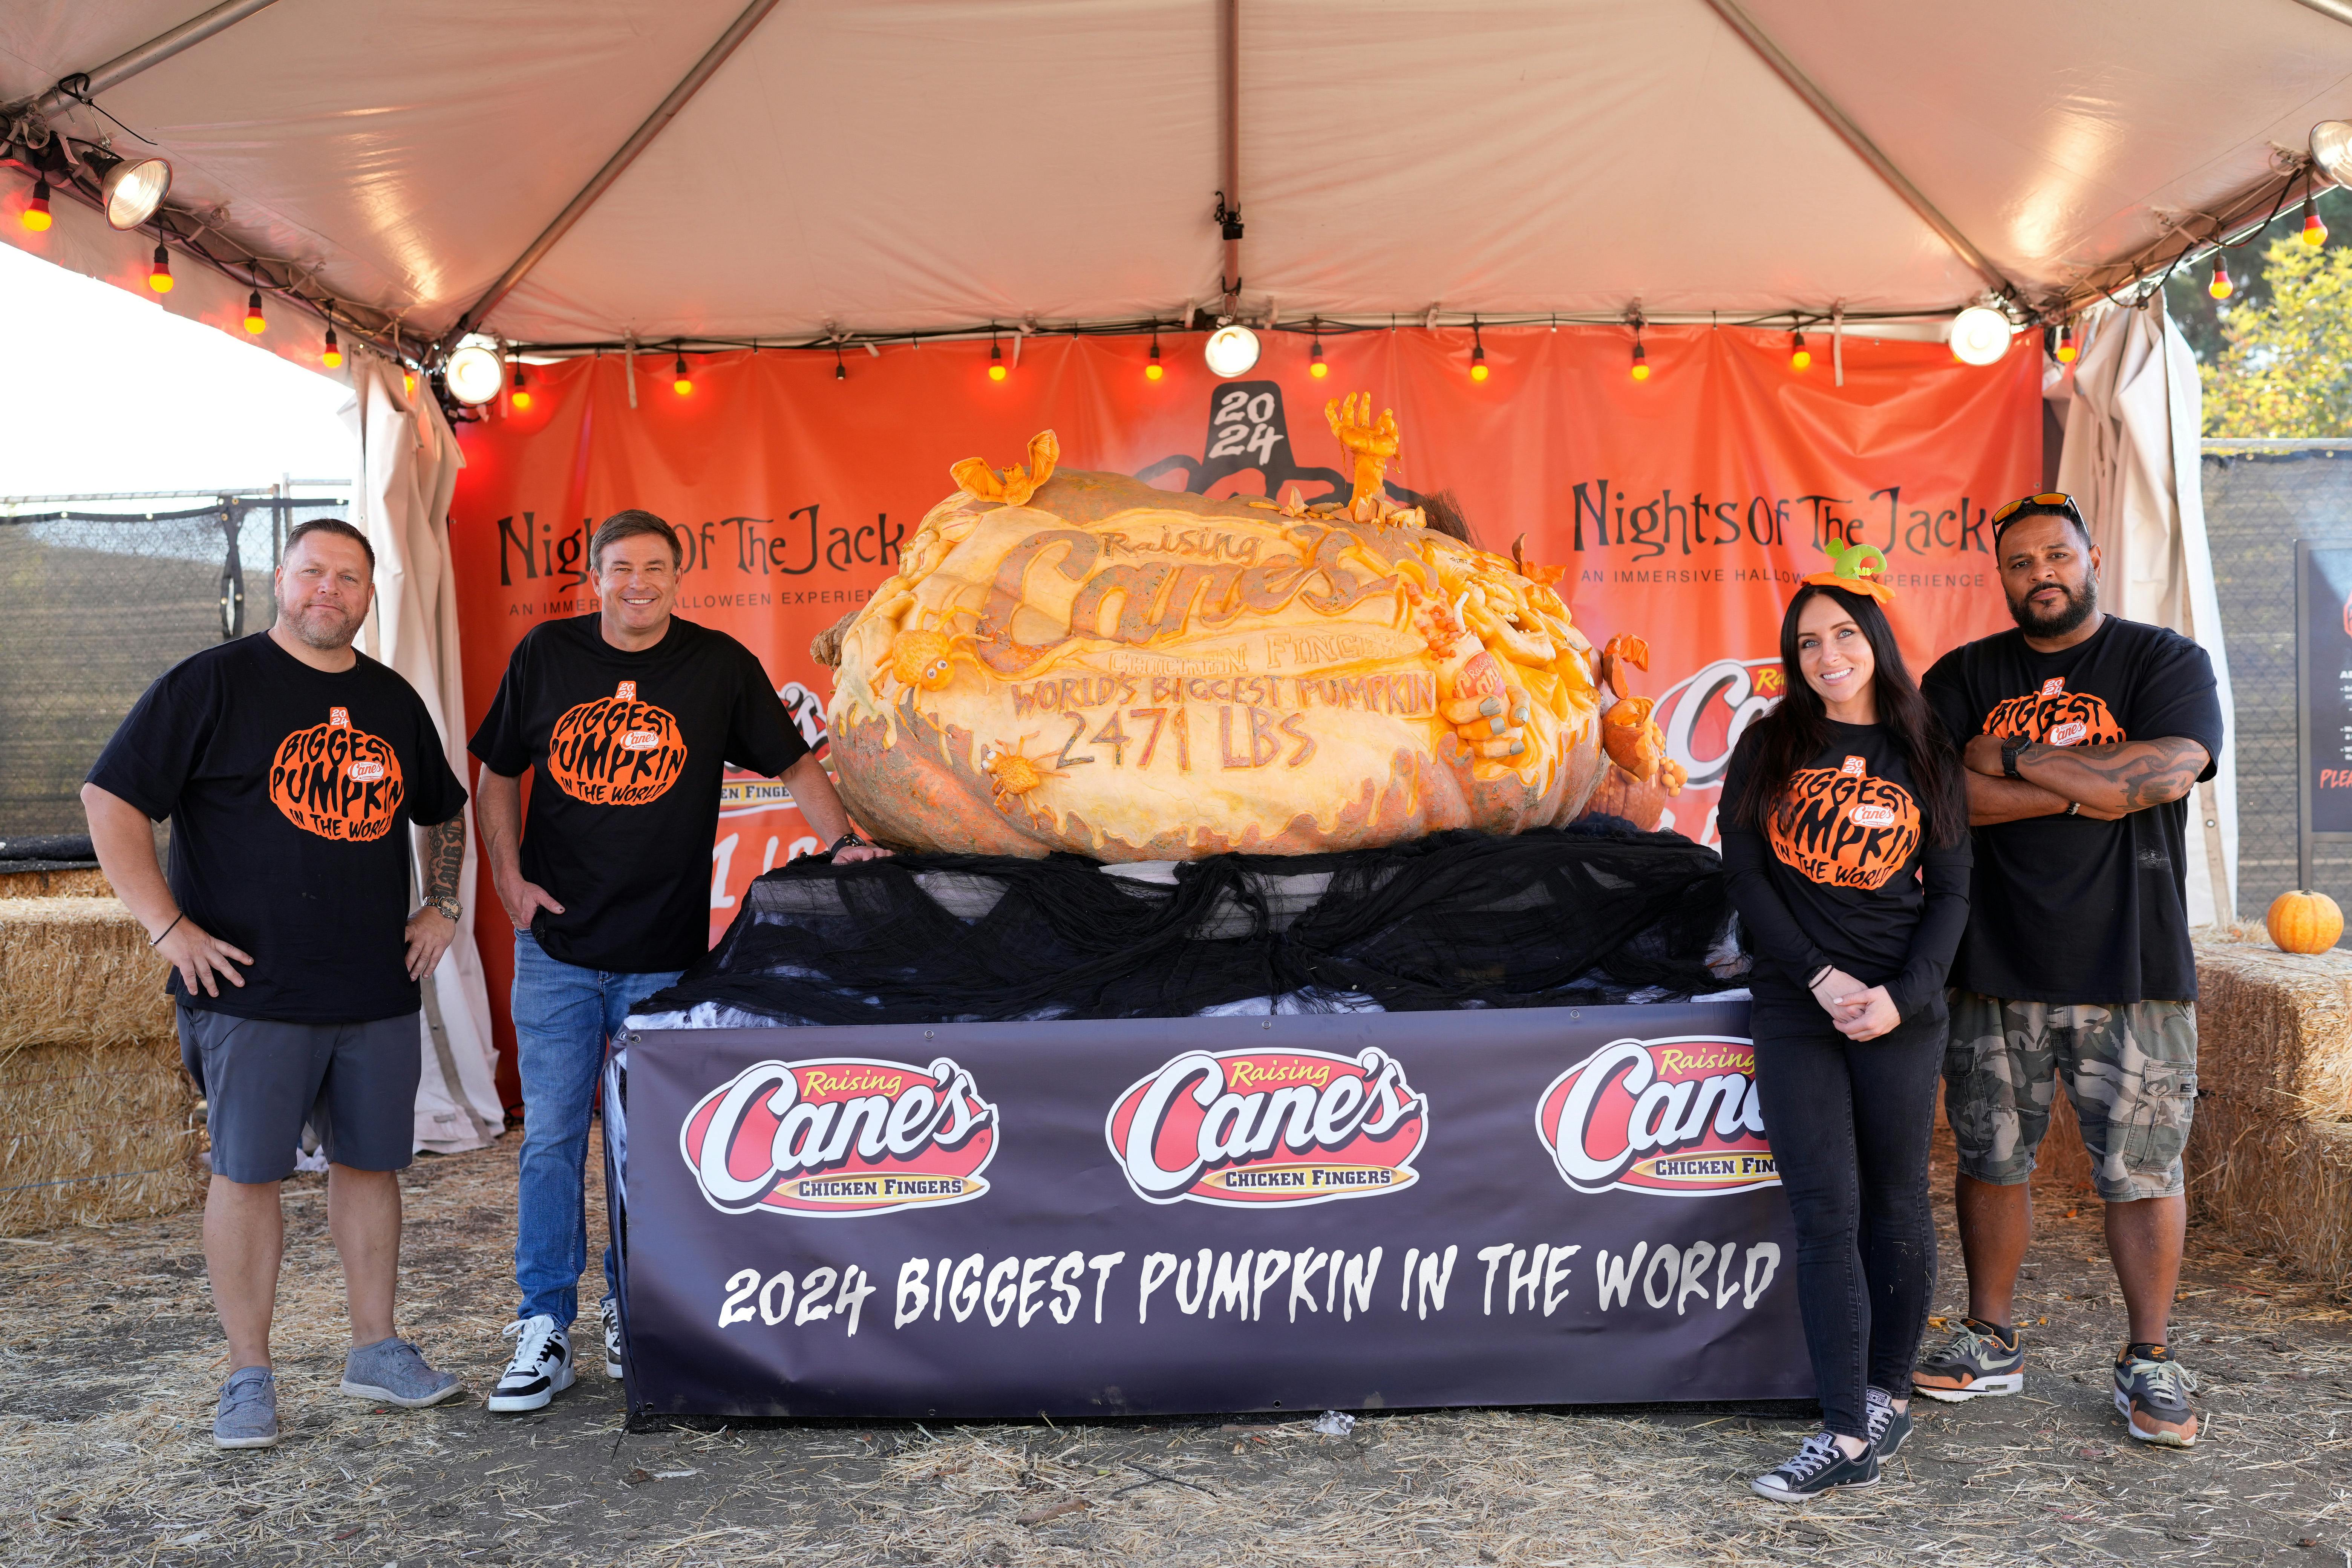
[638,822,1734,1026]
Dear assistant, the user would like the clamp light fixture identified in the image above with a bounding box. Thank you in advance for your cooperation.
[1947,305,2011,366]
[673,352,693,395]
[2208,256,2233,300]
[83,150,171,230]
[21,177,50,232]
[1468,319,1488,382]
[2311,121,2352,189]
[1789,330,1811,372]
[445,339,503,403]
[243,291,266,334]
[1146,332,1163,381]
[510,363,532,409]
[1204,322,1260,378]
[146,243,172,293]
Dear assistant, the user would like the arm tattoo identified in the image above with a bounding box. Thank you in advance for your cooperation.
[422,817,466,905]
[2022,736,2208,810]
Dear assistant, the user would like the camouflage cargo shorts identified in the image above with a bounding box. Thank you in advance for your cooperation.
[1943,991,2198,1203]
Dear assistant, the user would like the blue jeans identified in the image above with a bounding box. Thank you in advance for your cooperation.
[511,931,683,1328]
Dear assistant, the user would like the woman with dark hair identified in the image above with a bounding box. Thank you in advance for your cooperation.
[1720,560,1970,1501]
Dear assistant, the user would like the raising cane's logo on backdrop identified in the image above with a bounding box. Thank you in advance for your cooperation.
[1536,1036,1776,1197]
[268,706,405,841]
[1655,657,1785,790]
[1105,1047,1427,1207]
[546,680,689,805]
[1982,675,2125,749]
[679,1056,997,1218]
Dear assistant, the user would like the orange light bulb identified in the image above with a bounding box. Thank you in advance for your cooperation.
[2208,256,2233,300]
[147,244,173,294]
[2307,204,2330,248]
[322,325,341,369]
[21,178,51,232]
[243,291,266,334]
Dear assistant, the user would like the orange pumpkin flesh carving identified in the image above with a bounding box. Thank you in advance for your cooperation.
[2267,889,2344,954]
[824,432,1651,861]
[268,706,405,841]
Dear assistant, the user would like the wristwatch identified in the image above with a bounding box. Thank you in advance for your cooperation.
[427,894,462,922]
[2000,735,2026,779]
[830,831,871,855]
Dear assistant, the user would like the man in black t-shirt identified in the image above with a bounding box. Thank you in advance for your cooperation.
[83,520,472,1448]
[1912,495,2225,1450]
[467,509,888,1412]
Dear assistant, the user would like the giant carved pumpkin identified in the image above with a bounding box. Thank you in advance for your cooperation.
[268,705,405,842]
[823,413,1678,860]
[546,680,689,806]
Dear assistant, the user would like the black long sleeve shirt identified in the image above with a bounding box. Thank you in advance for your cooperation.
[1718,719,1971,1020]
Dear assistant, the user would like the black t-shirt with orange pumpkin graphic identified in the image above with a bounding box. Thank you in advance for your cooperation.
[1721,720,1971,1021]
[87,633,467,1023]
[468,614,810,973]
[1922,615,2224,1004]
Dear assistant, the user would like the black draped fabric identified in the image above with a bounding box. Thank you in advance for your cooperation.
[637,822,1740,1026]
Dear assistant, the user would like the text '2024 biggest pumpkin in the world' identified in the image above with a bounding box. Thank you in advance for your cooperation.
[821,400,1684,859]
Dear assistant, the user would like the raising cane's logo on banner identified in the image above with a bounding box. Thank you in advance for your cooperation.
[268,706,405,841]
[1655,657,1785,790]
[1105,1047,1427,1207]
[1535,1036,1777,1197]
[546,680,690,805]
[679,1057,997,1218]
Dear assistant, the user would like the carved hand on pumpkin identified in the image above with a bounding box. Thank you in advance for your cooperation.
[1325,392,1400,514]
[1602,696,1665,780]
[950,430,1060,508]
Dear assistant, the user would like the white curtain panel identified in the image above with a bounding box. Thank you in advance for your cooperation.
[2054,304,2239,925]
[345,353,507,1152]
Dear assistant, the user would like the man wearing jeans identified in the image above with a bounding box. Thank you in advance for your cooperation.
[469,510,886,1411]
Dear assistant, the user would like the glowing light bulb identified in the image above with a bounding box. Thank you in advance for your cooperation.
[1790,331,1810,372]
[988,341,1006,381]
[2055,323,2078,364]
[243,291,266,334]
[21,178,50,232]
[1629,340,1649,381]
[2208,257,2233,300]
[2307,201,2330,248]
[403,372,416,395]
[1309,338,1327,378]
[1470,344,1489,383]
[321,326,341,369]
[1146,339,1163,380]
[511,364,531,409]
[147,244,173,294]
[673,353,693,395]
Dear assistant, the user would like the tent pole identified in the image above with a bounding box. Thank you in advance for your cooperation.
[23,0,284,116]
[1221,0,1241,311]
[434,0,786,356]
[1700,0,2015,301]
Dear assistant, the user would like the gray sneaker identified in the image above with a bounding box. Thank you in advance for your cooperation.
[340,1337,463,1409]
[213,1365,279,1449]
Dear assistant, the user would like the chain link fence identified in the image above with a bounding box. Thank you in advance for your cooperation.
[2203,443,2352,926]
[0,490,352,836]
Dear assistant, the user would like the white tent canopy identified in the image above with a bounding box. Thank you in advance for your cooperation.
[8,0,2352,351]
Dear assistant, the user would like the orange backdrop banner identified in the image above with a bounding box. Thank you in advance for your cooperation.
[450,325,2038,1078]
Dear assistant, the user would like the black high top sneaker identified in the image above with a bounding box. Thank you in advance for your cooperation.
[1750,1432,1879,1502]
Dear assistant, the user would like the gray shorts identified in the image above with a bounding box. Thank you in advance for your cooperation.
[178,1006,420,1184]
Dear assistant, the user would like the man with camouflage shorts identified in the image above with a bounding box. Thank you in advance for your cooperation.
[1916,495,2224,1449]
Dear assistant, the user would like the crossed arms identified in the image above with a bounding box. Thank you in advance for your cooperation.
[1957,732,2210,826]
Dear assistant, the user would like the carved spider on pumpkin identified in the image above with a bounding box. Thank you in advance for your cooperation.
[978,735,1066,807]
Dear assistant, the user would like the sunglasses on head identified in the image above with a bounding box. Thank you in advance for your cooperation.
[1992,492,2084,534]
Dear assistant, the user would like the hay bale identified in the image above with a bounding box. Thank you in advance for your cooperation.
[0,896,173,1052]
[0,866,112,899]
[0,1035,204,1236]
[0,898,199,1236]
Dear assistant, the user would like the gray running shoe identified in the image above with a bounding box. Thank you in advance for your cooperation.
[213,1366,279,1449]
[340,1337,463,1409]
[600,1294,624,1380]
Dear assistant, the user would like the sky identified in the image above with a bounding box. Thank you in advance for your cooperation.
[0,242,354,499]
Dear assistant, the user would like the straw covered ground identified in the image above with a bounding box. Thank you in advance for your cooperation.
[3,1130,2350,1568]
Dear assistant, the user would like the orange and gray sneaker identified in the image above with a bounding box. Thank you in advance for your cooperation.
[2113,1345,2201,1448]
[1913,1318,2026,1403]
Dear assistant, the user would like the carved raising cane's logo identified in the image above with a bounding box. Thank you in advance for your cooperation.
[1767,754,1922,890]
[545,680,688,805]
[268,706,405,841]
[1983,675,2126,749]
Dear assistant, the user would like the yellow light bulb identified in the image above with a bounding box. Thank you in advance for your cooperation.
[245,312,265,334]
[2308,211,2331,248]
[674,377,692,395]
[1309,359,1328,378]
[1791,348,1811,371]
[512,389,533,409]
[2208,258,2233,300]
[988,362,1007,382]
[1470,361,1489,382]
[21,202,49,233]
[1630,362,1650,381]
[322,348,341,368]
[1145,362,1163,381]
[403,373,416,395]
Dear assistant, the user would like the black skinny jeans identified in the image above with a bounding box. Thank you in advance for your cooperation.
[1749,986,1943,1439]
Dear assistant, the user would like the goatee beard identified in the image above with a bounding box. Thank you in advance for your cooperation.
[288,606,361,651]
[2012,579,2096,637]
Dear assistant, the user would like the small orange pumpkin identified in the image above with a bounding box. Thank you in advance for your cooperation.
[2266,889,2344,954]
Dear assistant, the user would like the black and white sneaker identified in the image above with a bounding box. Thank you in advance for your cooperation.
[1865,1386,1913,1459]
[487,1314,574,1413]
[1750,1432,1879,1503]
[599,1294,624,1380]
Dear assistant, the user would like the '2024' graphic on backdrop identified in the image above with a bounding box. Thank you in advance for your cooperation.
[681,1037,1774,1216]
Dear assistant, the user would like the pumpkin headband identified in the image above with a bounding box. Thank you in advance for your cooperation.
[1801,539,1895,605]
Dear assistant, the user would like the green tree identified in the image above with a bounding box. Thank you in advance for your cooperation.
[2201,233,2352,437]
